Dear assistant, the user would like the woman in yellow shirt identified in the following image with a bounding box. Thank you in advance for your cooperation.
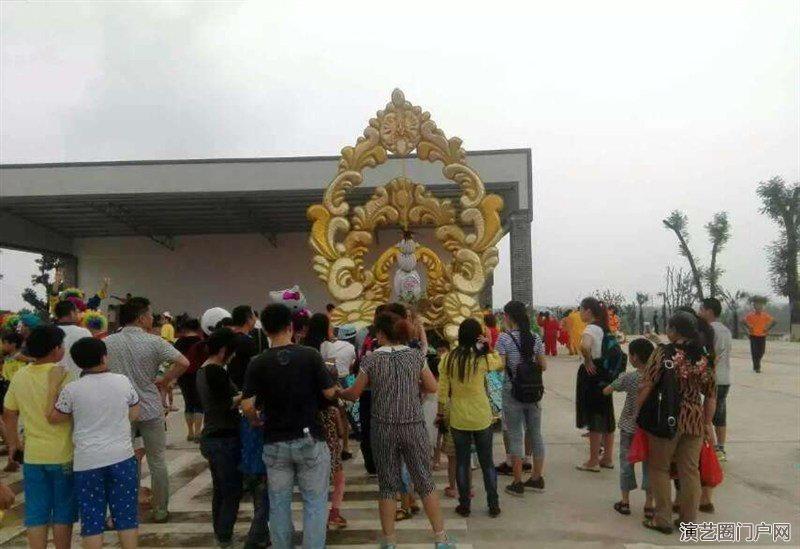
[438,318,503,518]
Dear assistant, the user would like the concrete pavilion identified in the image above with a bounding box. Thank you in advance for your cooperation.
[1,149,533,317]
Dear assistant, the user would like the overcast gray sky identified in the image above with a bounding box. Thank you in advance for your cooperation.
[1,0,798,311]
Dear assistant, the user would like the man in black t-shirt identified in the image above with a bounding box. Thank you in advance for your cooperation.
[228,305,259,390]
[228,305,270,549]
[242,304,335,549]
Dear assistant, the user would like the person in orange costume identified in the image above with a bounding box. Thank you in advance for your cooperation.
[565,308,586,356]
[608,306,622,335]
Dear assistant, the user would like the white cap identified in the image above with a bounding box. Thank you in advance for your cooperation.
[201,307,231,335]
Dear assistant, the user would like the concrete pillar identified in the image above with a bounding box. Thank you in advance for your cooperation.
[480,271,494,310]
[60,254,79,287]
[509,211,533,306]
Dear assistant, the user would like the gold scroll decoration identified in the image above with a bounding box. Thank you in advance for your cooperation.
[307,89,504,341]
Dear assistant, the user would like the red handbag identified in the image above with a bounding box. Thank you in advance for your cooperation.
[627,427,649,464]
[700,441,724,487]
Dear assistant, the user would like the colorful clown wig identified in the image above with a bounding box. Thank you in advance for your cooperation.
[18,313,42,330]
[1,313,20,332]
[66,296,88,312]
[59,287,85,300]
[81,310,108,334]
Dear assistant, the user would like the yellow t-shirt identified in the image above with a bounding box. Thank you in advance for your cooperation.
[2,357,26,381]
[3,363,74,464]
[438,351,503,431]
[160,323,176,343]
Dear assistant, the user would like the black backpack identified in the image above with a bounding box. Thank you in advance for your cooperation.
[637,344,682,439]
[505,331,544,404]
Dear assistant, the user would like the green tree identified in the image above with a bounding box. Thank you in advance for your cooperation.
[635,292,650,334]
[720,289,749,338]
[663,211,705,300]
[756,177,799,339]
[21,253,64,316]
[705,211,731,298]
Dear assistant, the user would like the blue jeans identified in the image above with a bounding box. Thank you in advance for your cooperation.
[263,438,330,549]
[451,426,498,508]
[200,436,243,543]
[240,416,270,546]
[243,474,270,546]
[619,431,649,492]
[503,388,545,459]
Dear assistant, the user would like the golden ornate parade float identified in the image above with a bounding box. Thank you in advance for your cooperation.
[307,89,504,340]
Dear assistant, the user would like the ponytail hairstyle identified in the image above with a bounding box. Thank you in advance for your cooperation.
[444,317,483,383]
[374,312,412,345]
[580,297,610,333]
[674,306,715,360]
[303,313,330,351]
[503,300,536,365]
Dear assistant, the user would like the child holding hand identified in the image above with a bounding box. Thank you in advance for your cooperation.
[603,338,655,518]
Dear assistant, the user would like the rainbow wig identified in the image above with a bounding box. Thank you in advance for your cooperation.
[81,310,108,333]
[59,287,85,300]
[1,313,20,332]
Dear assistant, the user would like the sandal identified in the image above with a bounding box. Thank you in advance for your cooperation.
[395,508,412,521]
[643,507,655,519]
[642,518,673,535]
[613,501,631,515]
[599,462,614,469]
[409,504,421,515]
[699,503,715,513]
[575,463,600,472]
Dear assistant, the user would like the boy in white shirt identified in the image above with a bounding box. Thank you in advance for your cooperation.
[48,337,141,549]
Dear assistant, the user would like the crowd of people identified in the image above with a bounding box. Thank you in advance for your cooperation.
[0,280,776,549]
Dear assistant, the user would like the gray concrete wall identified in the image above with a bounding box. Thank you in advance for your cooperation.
[75,229,508,317]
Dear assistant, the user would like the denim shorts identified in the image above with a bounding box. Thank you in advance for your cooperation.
[23,462,78,527]
[75,457,138,536]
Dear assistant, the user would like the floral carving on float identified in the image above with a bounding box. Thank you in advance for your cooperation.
[307,89,504,341]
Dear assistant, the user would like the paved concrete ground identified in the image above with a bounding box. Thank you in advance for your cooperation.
[0,339,797,547]
[471,338,800,548]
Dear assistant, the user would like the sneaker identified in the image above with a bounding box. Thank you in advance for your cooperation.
[495,462,513,476]
[505,481,524,497]
[716,448,727,462]
[488,505,501,518]
[523,476,545,492]
[435,540,457,549]
[522,462,533,472]
[455,504,470,517]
